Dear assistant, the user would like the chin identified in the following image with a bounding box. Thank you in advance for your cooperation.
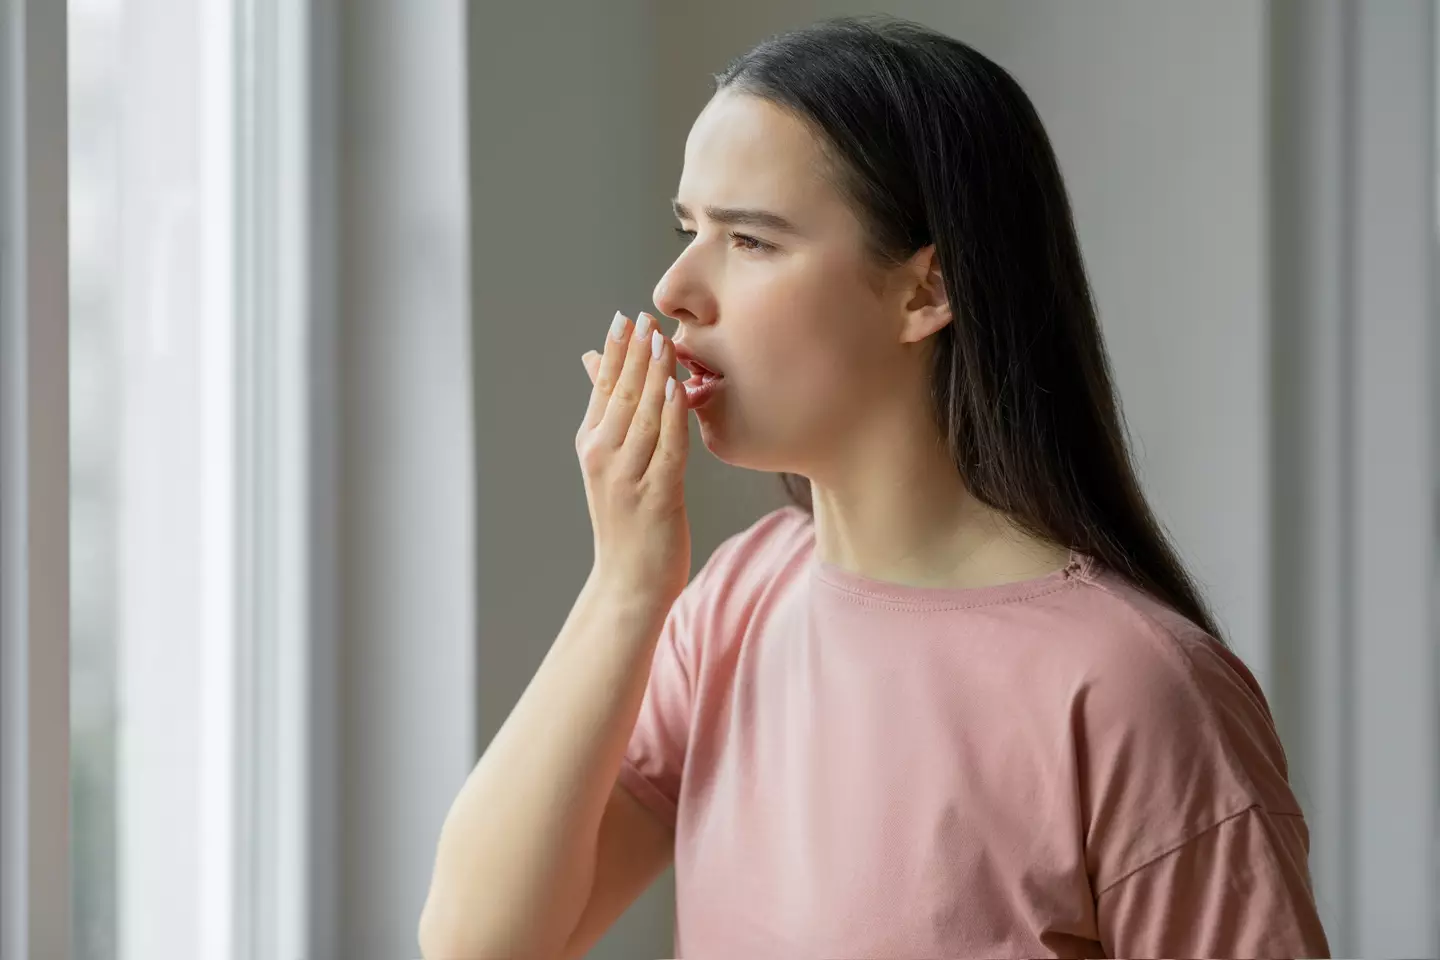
[694,410,739,462]
[695,407,800,474]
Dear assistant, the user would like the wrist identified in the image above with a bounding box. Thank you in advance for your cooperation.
[582,567,678,630]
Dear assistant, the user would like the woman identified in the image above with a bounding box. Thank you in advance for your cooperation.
[420,15,1330,959]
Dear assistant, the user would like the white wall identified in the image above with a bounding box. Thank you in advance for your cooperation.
[1266,3,1438,952]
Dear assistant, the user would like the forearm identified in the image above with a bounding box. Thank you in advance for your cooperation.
[418,573,670,959]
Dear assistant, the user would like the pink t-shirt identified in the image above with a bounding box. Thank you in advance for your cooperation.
[618,506,1330,958]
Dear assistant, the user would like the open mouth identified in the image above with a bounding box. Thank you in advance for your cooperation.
[674,349,726,407]
[681,372,725,408]
[682,361,724,382]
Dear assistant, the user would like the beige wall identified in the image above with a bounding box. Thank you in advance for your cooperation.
[467,5,683,956]
[656,0,1272,676]
[470,4,1273,957]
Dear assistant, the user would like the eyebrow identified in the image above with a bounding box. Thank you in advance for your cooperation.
[671,198,801,235]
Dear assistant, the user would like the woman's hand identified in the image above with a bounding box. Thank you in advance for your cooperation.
[576,310,692,609]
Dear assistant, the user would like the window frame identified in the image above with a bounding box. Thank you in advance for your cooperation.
[1,1,340,957]
[1,1,72,958]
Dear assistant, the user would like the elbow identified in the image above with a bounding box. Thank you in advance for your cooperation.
[416,900,448,960]
[418,897,525,960]
[417,897,480,960]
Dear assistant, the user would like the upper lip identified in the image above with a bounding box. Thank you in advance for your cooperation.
[672,342,724,379]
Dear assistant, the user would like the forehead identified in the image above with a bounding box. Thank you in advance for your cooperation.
[677,91,834,212]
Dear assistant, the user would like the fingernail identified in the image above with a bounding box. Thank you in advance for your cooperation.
[610,311,627,341]
[651,329,664,360]
[666,376,676,402]
[633,312,652,340]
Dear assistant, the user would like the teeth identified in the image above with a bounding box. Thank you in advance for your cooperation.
[682,358,720,378]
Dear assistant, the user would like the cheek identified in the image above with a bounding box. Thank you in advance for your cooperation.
[723,253,890,404]
[736,323,874,423]
[738,259,879,356]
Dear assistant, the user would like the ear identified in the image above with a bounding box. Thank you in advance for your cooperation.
[897,244,952,344]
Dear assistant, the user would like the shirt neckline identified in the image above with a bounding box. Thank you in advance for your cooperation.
[808,543,1095,611]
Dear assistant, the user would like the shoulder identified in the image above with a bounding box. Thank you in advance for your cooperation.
[1067,569,1285,782]
[1057,566,1304,885]
[663,504,812,653]
[1009,562,1278,757]
[688,504,814,599]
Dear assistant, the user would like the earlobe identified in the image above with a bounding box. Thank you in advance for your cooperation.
[900,300,953,344]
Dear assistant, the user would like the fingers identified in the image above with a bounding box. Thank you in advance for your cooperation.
[577,310,687,488]
[582,311,633,431]
[595,312,663,449]
[617,324,680,475]
[647,359,690,487]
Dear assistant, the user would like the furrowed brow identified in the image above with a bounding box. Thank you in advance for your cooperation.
[671,198,800,235]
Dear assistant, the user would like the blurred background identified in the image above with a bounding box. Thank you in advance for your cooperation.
[50,0,1439,958]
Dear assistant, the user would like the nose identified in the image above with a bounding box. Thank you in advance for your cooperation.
[652,249,716,331]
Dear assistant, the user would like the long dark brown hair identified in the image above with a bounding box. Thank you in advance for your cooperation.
[715,15,1224,641]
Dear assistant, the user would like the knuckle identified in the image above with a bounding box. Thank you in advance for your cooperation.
[577,440,607,472]
[637,476,675,508]
[608,480,641,511]
[611,447,645,480]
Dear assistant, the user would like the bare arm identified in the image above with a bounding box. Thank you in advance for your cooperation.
[418,577,672,960]
[555,780,675,960]
[419,309,693,960]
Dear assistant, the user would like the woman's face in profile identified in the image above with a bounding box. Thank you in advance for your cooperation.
[655,90,918,476]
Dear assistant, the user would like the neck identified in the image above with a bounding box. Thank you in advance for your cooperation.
[805,410,1070,590]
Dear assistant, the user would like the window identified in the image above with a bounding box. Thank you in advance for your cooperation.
[68,1,313,957]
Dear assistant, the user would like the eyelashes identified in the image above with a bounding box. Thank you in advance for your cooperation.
[673,226,776,254]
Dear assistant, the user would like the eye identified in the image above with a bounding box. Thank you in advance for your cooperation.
[729,232,775,253]
[672,226,776,254]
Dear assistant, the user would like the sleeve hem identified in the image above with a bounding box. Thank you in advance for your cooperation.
[1095,803,1260,898]
[616,758,679,831]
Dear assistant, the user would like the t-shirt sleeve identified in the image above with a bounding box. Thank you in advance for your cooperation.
[615,507,804,829]
[1073,584,1333,957]
[615,594,695,830]
[614,520,754,829]
[1096,804,1331,958]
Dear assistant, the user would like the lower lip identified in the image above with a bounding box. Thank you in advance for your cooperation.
[683,373,726,408]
